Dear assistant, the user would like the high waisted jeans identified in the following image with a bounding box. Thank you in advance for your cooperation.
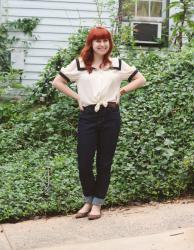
[77,104,121,205]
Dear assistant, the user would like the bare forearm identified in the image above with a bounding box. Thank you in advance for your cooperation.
[120,74,146,96]
[124,77,146,92]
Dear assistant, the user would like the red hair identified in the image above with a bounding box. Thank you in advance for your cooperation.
[80,26,113,73]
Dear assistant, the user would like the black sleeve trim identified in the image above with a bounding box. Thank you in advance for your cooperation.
[128,69,138,82]
[59,71,71,82]
[119,59,121,70]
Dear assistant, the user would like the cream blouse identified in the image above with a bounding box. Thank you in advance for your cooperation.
[59,57,138,112]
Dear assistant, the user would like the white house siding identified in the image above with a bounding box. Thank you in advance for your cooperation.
[0,0,111,86]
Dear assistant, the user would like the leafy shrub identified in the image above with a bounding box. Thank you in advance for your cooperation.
[109,48,194,203]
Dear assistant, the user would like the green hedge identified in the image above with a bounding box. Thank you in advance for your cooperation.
[0,43,193,222]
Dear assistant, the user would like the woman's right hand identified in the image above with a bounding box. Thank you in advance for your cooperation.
[77,97,84,111]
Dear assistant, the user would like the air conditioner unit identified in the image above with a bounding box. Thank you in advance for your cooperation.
[131,22,162,44]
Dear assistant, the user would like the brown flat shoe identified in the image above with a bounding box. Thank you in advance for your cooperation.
[75,202,92,219]
[88,211,102,220]
[75,211,90,219]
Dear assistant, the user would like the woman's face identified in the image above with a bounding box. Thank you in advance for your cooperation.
[92,38,110,56]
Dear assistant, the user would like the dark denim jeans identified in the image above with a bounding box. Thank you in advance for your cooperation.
[77,104,121,205]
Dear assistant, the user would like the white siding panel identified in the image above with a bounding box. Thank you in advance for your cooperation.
[4,16,109,26]
[22,79,37,87]
[12,0,96,3]
[24,64,47,72]
[38,17,107,26]
[33,25,87,34]
[9,31,71,41]
[6,8,110,19]
[23,72,41,79]
[27,49,59,57]
[25,56,51,65]
[14,41,68,49]
[8,1,98,11]
[31,33,72,42]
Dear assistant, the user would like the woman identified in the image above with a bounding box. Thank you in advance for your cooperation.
[52,26,146,220]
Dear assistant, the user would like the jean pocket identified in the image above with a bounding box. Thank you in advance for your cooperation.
[107,106,120,113]
[79,108,93,116]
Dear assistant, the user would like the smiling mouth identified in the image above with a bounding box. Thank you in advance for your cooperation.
[97,48,108,51]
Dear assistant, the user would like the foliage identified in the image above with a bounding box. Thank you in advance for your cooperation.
[0,18,39,72]
[168,0,194,50]
[0,23,14,72]
[0,45,193,222]
[110,47,194,203]
[0,69,23,96]
[7,18,40,37]
[0,18,40,96]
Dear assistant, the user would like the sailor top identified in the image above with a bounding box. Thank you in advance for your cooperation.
[59,57,138,112]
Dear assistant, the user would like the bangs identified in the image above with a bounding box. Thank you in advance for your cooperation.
[92,29,111,40]
[87,27,111,43]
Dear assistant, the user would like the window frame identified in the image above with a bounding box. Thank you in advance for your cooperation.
[121,0,167,22]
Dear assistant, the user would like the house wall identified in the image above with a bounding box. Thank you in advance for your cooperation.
[0,0,111,87]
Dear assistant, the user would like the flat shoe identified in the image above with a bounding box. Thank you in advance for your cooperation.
[88,212,102,220]
[75,211,90,219]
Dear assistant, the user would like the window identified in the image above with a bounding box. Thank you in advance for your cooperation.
[122,0,163,18]
[150,1,162,17]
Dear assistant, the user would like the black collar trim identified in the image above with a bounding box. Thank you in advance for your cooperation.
[76,58,122,71]
[109,59,121,70]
